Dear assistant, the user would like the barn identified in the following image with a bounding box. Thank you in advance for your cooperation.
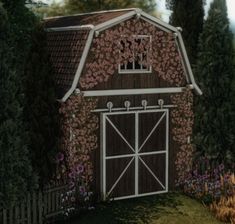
[44,8,202,201]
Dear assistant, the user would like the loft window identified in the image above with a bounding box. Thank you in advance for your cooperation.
[119,35,152,74]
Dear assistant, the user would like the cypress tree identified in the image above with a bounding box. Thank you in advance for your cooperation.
[0,3,37,208]
[65,0,156,14]
[168,0,204,65]
[24,25,59,186]
[194,0,234,165]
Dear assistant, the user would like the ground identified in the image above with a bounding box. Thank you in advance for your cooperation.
[60,193,224,224]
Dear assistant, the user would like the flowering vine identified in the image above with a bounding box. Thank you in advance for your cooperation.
[79,18,185,89]
[170,87,194,184]
[58,95,98,210]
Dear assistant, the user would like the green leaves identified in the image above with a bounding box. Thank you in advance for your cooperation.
[194,0,235,167]
[169,0,204,66]
[0,2,37,208]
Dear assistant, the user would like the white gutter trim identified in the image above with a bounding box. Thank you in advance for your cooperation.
[176,31,202,95]
[94,11,136,32]
[61,29,95,102]
[82,87,186,97]
[46,25,94,32]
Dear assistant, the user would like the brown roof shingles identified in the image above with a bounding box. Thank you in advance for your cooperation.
[44,9,135,99]
[46,29,90,98]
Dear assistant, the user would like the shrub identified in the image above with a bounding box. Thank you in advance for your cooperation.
[209,194,235,224]
[178,157,235,223]
[178,157,234,204]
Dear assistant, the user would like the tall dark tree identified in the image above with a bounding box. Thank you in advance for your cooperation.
[67,0,156,13]
[24,25,59,186]
[1,0,59,196]
[39,0,156,17]
[168,0,204,65]
[0,2,37,208]
[194,0,234,165]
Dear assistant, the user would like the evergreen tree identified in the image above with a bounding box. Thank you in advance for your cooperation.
[24,25,59,186]
[194,0,234,165]
[0,2,37,208]
[38,0,156,17]
[168,0,204,65]
[65,0,156,13]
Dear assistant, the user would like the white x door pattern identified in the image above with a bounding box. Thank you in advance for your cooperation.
[101,109,169,200]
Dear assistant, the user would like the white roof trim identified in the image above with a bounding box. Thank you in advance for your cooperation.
[94,11,136,32]
[46,25,94,32]
[82,87,186,97]
[45,8,139,20]
[139,11,178,33]
[61,29,95,102]
[176,31,202,95]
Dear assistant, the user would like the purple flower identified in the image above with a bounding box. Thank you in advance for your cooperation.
[56,152,64,162]
[75,164,84,174]
[218,164,224,171]
[68,171,76,179]
[68,181,75,189]
[79,186,86,196]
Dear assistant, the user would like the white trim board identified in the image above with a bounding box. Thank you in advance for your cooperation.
[92,105,176,113]
[82,87,186,97]
[94,11,136,32]
[46,25,94,32]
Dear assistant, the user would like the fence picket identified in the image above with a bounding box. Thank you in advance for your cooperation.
[52,191,55,213]
[9,207,13,224]
[1,184,67,224]
[48,190,51,214]
[15,206,19,224]
[20,202,25,224]
[32,192,37,224]
[38,192,43,224]
[3,209,7,224]
[43,193,47,217]
[27,194,31,224]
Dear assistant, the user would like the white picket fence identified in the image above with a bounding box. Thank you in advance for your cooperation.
[1,184,68,224]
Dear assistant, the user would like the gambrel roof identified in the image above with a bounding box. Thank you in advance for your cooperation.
[44,8,202,102]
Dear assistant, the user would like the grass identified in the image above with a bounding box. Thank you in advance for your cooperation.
[58,193,224,224]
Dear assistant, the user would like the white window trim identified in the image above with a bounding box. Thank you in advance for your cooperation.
[118,35,152,74]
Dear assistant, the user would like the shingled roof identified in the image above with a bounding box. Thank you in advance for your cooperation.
[44,8,202,101]
[47,29,90,98]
